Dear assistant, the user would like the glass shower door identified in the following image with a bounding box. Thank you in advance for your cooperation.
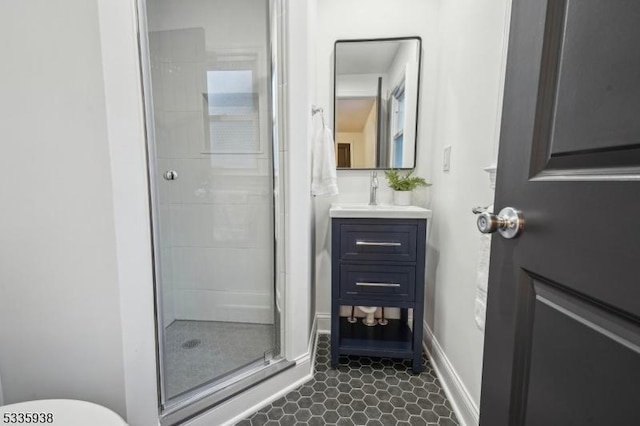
[140,0,278,405]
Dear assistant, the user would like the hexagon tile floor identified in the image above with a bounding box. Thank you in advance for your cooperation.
[236,334,459,426]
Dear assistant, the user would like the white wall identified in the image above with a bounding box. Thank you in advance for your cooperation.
[336,74,381,97]
[97,0,160,423]
[314,0,440,322]
[313,0,512,422]
[0,0,126,416]
[420,0,510,412]
[285,0,315,359]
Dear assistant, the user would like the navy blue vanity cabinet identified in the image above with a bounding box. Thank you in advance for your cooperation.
[330,217,427,373]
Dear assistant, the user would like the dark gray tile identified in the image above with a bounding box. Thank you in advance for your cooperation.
[236,334,458,426]
[377,401,394,414]
[405,403,422,416]
[389,395,407,408]
[338,382,353,393]
[392,407,410,422]
[350,388,366,400]
[282,402,298,415]
[325,387,340,398]
[249,413,268,426]
[337,404,354,417]
[362,384,377,394]
[307,416,324,426]
[408,416,427,426]
[325,397,340,410]
[293,408,311,422]
[416,397,434,410]
[311,392,326,403]
[285,391,301,402]
[337,393,353,405]
[427,393,445,405]
[439,418,459,426]
[297,396,312,409]
[337,417,355,426]
[380,413,398,426]
[299,385,314,396]
[271,397,286,407]
[279,414,295,426]
[434,404,452,417]
[323,410,340,424]
[266,407,283,420]
[364,406,382,419]
[363,394,378,407]
[402,392,418,404]
[351,399,367,412]
[374,390,391,402]
[351,411,368,425]
[422,410,439,423]
[310,403,325,416]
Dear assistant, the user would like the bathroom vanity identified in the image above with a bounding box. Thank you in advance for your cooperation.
[329,204,431,373]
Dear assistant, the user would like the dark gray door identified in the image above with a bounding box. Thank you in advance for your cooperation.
[480,1,640,425]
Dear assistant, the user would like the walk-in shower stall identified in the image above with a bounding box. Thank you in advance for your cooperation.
[136,0,287,423]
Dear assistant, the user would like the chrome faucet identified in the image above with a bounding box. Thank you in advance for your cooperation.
[369,171,379,206]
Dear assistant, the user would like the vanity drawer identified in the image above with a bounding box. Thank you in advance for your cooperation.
[340,264,415,301]
[339,223,417,262]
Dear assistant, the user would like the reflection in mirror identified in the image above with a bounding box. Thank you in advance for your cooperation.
[334,37,421,169]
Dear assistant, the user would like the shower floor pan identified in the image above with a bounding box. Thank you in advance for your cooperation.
[163,320,275,399]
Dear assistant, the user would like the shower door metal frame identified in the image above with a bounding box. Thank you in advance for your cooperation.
[134,0,288,423]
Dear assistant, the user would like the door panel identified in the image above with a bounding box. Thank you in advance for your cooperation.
[523,280,640,426]
[531,0,640,176]
[480,0,640,425]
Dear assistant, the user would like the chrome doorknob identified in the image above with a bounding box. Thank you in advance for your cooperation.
[163,170,178,181]
[473,207,524,239]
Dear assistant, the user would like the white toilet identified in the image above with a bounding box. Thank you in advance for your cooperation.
[0,399,127,426]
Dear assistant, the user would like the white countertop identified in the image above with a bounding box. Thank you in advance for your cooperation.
[329,203,432,219]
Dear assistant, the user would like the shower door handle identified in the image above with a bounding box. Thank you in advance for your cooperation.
[163,170,178,181]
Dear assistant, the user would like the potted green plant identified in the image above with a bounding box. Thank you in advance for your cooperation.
[384,169,431,206]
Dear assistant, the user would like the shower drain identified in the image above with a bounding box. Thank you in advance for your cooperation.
[182,339,201,349]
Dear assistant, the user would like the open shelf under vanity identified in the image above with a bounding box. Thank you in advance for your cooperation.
[337,317,413,359]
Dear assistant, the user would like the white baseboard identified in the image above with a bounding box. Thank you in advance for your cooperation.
[306,315,319,366]
[317,312,331,333]
[422,322,479,426]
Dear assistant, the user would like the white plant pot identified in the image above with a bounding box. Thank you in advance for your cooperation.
[393,190,412,206]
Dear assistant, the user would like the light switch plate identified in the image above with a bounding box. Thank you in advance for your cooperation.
[443,145,452,171]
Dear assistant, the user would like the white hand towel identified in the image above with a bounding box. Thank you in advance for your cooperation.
[475,205,493,330]
[311,114,339,196]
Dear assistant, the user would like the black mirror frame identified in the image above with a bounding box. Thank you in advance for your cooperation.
[333,36,422,170]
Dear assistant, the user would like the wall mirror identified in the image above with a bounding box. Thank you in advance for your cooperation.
[334,37,421,169]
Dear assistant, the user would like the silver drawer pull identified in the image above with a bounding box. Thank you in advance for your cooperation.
[356,241,401,247]
[355,282,401,288]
